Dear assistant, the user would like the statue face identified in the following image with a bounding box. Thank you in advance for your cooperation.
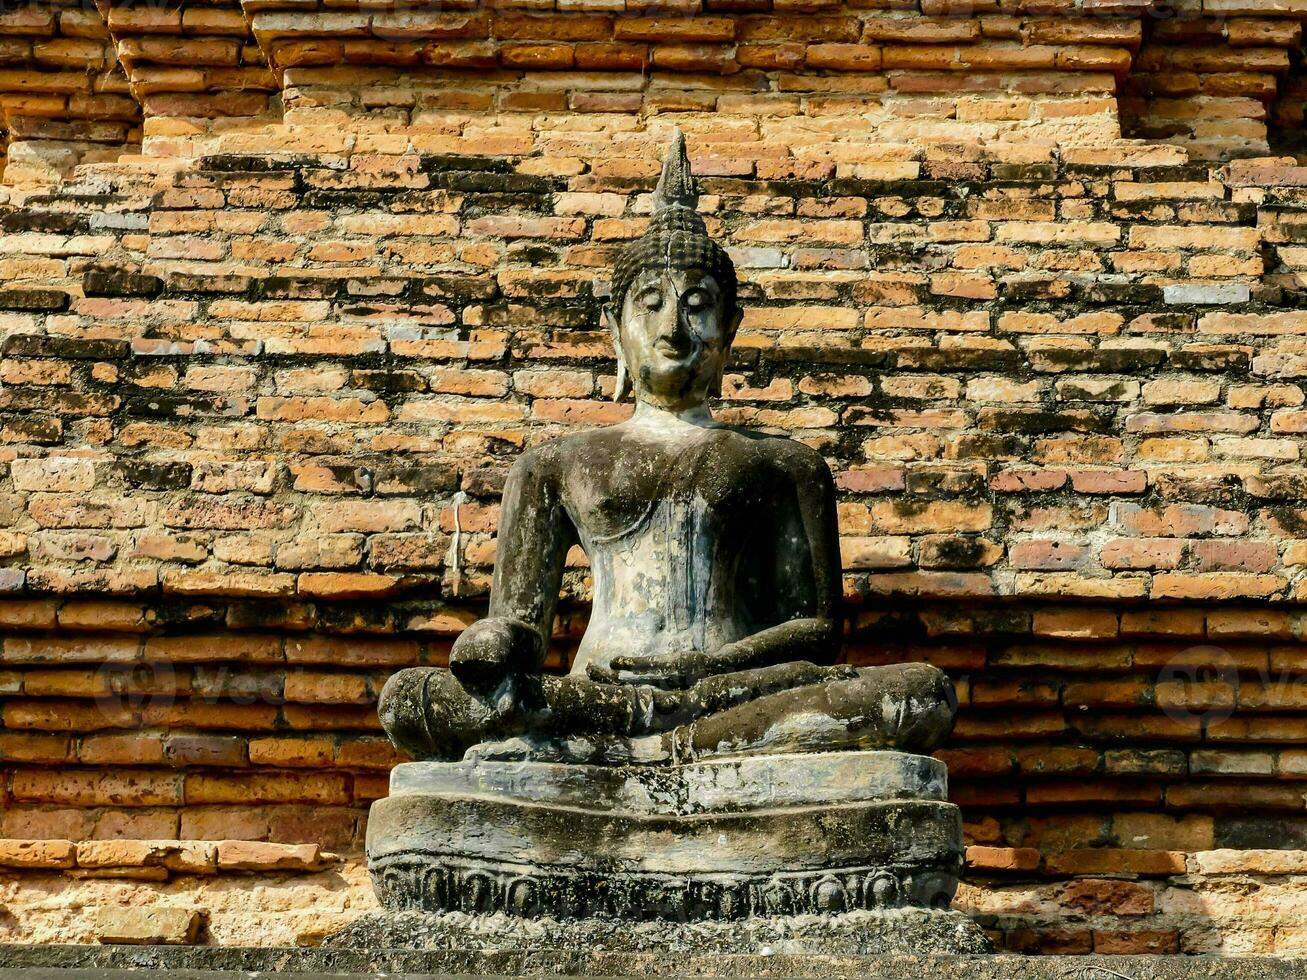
[615,268,738,410]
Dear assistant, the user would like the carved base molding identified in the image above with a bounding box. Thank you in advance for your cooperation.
[369,853,962,920]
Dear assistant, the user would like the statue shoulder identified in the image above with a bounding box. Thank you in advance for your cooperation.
[506,440,567,488]
[761,436,836,489]
[508,429,612,488]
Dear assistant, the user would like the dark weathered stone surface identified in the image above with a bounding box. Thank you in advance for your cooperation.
[364,130,968,929]
[377,129,956,770]
[3,946,1307,979]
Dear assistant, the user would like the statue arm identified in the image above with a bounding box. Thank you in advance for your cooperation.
[778,445,844,662]
[450,447,575,692]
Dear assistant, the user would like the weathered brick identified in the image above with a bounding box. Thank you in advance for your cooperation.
[0,839,76,869]
[11,770,181,807]
[215,840,325,872]
[184,772,350,806]
[0,41,1305,952]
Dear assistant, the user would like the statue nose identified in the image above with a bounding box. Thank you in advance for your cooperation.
[654,306,693,351]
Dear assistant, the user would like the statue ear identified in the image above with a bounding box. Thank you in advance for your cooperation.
[604,303,632,403]
[712,307,742,400]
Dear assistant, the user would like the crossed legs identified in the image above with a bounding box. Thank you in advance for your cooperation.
[378,661,956,764]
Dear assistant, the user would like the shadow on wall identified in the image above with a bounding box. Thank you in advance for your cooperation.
[1271,43,1307,152]
[1120,6,1307,162]
[942,632,1307,956]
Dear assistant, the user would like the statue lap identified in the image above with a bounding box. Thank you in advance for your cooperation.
[379,661,955,765]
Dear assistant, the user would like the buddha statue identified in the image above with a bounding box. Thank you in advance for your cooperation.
[378,131,956,768]
[360,133,982,945]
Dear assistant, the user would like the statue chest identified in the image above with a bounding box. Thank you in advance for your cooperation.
[562,439,778,550]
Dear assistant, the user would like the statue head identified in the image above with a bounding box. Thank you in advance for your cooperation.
[605,130,741,410]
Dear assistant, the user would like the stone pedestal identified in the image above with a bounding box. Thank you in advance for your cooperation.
[327,907,990,956]
[11,946,1307,978]
[365,750,985,952]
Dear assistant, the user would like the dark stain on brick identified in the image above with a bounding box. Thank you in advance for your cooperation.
[83,270,165,298]
[118,460,194,491]
[0,289,71,312]
[2,335,128,359]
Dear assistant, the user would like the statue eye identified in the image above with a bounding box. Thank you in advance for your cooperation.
[683,289,709,311]
[639,288,663,312]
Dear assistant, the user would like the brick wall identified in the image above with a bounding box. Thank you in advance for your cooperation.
[3,0,1305,177]
[2,0,1307,957]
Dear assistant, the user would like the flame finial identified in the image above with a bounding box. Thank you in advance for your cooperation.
[652,129,698,213]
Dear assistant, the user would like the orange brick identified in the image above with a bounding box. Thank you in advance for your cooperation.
[179,807,271,842]
[144,635,283,664]
[0,839,76,869]
[216,840,325,872]
[296,572,399,599]
[0,733,74,764]
[78,733,166,766]
[965,845,1041,872]
[1093,931,1179,955]
[248,737,335,767]
[1045,848,1186,876]
[1061,878,1155,916]
[184,772,351,806]
[5,699,138,732]
[1032,609,1119,639]
[11,770,182,807]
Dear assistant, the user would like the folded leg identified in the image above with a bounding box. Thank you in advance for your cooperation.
[378,667,674,761]
[667,663,956,761]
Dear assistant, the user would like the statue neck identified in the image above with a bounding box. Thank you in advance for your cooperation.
[631,398,716,430]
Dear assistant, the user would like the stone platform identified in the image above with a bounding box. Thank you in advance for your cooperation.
[325,908,990,956]
[4,946,1307,979]
[367,751,966,923]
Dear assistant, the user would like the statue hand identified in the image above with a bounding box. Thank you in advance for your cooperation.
[586,651,719,690]
[450,618,541,697]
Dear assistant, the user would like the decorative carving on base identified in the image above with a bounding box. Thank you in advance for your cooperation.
[370,853,961,921]
[367,754,967,923]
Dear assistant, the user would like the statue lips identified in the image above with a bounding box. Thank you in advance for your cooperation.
[653,337,695,362]
[650,322,701,370]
